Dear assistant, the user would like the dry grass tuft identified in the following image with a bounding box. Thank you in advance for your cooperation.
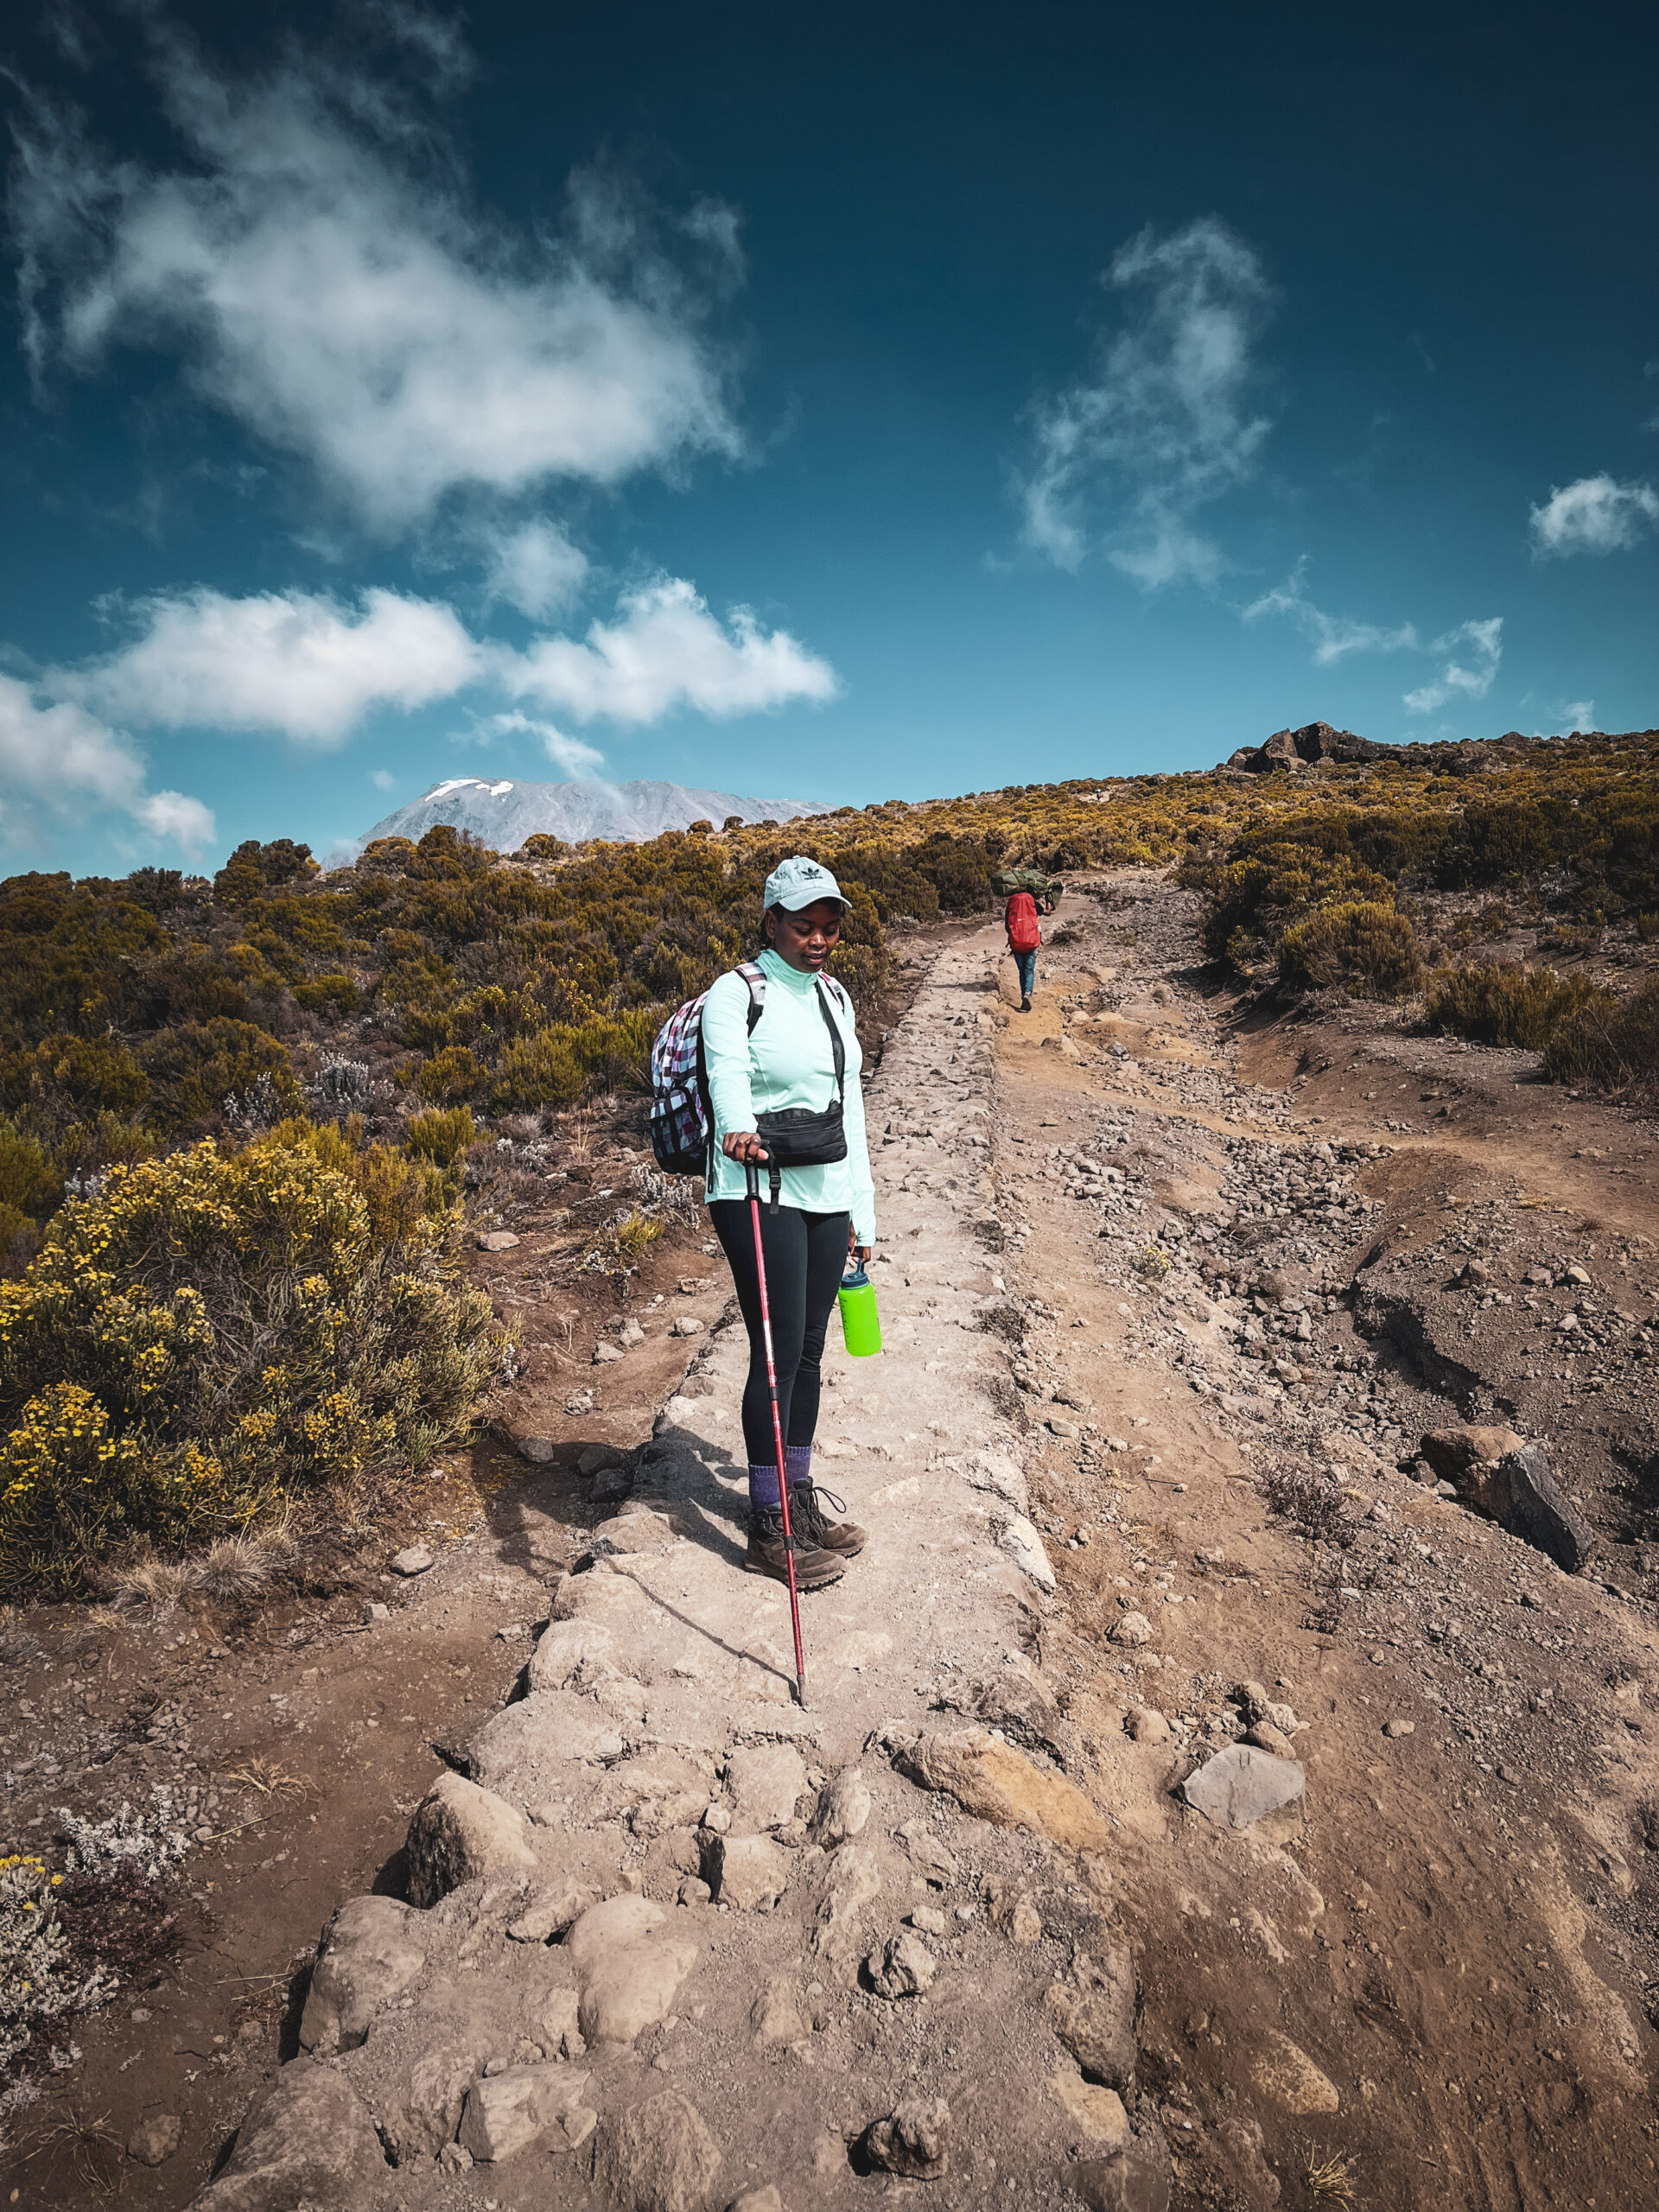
[21,2105,124,2196]
[219,1758,313,1804]
[1305,2150,1359,2204]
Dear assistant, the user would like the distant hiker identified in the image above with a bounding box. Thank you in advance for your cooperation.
[702,857,874,1589]
[1006,887,1043,1011]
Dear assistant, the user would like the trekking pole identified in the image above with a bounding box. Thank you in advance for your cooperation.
[746,1156,808,1708]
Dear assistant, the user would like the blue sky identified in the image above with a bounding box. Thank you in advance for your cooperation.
[2,0,1656,874]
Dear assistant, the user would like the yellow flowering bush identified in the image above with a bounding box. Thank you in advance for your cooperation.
[0,1128,504,1596]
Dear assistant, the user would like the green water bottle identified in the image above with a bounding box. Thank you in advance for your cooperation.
[837,1263,883,1357]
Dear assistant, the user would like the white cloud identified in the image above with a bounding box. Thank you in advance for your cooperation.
[28,572,836,802]
[505,576,840,724]
[371,767,397,791]
[58,587,483,747]
[485,709,606,779]
[1529,474,1659,557]
[137,789,216,855]
[482,521,589,620]
[0,673,212,852]
[1244,565,1418,663]
[1018,217,1275,584]
[12,29,742,533]
[1560,700,1595,731]
[1403,617,1503,715]
[1246,566,1503,722]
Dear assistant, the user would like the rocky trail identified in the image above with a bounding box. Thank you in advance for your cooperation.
[6,877,1659,2212]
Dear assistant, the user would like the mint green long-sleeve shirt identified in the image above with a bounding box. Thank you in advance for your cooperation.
[701,950,876,1244]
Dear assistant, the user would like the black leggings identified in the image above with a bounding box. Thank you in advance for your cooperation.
[709,1201,849,1466]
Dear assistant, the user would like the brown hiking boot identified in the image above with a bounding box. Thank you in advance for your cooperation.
[1020,995,1032,1012]
[789,1484,868,1558]
[744,1510,845,1588]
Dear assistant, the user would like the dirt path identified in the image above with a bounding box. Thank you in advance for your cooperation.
[985,873,1659,2209]
[6,887,1658,2212]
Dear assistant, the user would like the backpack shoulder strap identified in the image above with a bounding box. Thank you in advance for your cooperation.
[734,959,767,1033]
[811,974,848,1102]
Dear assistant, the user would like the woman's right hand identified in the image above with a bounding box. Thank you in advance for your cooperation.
[721,1130,771,1165]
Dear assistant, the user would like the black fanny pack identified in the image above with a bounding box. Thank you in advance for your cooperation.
[754,979,849,1191]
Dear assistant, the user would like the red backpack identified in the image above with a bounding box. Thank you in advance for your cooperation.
[1006,893,1041,953]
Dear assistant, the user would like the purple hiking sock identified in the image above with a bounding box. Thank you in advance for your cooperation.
[785,1444,812,1491]
[748,1460,781,1510]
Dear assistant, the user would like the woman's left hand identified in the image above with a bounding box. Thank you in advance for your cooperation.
[848,1224,872,1264]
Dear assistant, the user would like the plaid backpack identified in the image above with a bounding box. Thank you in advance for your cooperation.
[648,961,766,1176]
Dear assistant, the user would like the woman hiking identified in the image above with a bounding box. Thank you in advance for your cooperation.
[702,857,875,1590]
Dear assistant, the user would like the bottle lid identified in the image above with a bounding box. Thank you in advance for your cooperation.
[841,1263,870,1289]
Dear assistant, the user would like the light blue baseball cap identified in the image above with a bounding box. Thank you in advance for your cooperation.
[762,855,848,912]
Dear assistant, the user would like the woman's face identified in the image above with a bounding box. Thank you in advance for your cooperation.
[766,899,843,971]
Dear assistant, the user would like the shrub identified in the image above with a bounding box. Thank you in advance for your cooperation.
[405,1107,475,1171]
[492,1011,660,1109]
[140,1018,302,1134]
[0,1135,502,1596]
[1541,975,1659,1089]
[1422,963,1603,1049]
[291,972,359,1015]
[412,1044,483,1103]
[3,1033,149,1124]
[0,1121,61,1250]
[1277,902,1423,998]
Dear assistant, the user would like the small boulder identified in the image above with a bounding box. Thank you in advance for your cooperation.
[508,1882,596,1943]
[477,1230,520,1252]
[537,1988,586,2061]
[193,2061,385,2211]
[594,1341,626,1363]
[750,1977,809,2045]
[578,1443,626,1476]
[1073,2111,1173,2212]
[1496,1445,1595,1573]
[725,1743,807,1833]
[986,1880,1041,1944]
[458,2066,592,2163]
[1243,1722,1295,1758]
[518,1433,560,1463]
[893,1727,1113,1853]
[389,1545,435,1576]
[1249,2029,1340,2114]
[728,2190,784,2212]
[1110,1612,1154,1648]
[405,1772,536,1907]
[594,2090,722,2212]
[998,1513,1057,1589]
[1127,1707,1169,1745]
[708,1834,791,1911]
[1179,1745,1304,1831]
[1045,1948,1137,2088]
[866,1930,936,1999]
[527,1618,620,1693]
[297,1895,427,2054]
[127,2113,181,2167]
[384,2040,493,2164]
[670,1315,704,1336]
[862,2097,950,2180]
[814,1764,872,1845]
[566,1894,700,2044]
[1419,1425,1525,1488]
